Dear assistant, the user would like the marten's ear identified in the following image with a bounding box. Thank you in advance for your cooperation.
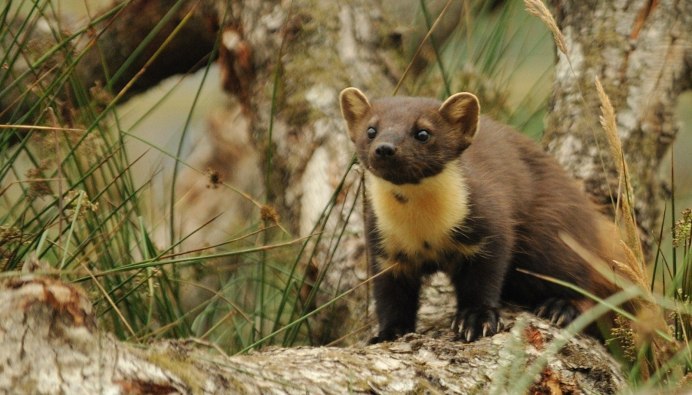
[439,92,480,141]
[340,87,372,142]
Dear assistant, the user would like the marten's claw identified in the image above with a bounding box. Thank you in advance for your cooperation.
[534,298,579,327]
[452,307,503,342]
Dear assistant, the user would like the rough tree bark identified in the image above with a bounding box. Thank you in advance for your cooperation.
[211,0,401,342]
[0,276,625,394]
[544,0,692,255]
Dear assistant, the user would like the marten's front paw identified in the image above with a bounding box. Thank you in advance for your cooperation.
[534,298,579,327]
[452,307,503,342]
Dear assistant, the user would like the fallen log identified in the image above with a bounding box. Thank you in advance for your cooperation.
[0,276,625,394]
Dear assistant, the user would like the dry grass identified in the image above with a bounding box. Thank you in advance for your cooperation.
[524,0,685,384]
[523,0,567,55]
[595,77,646,268]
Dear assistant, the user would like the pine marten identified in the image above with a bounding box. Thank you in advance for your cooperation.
[339,87,622,343]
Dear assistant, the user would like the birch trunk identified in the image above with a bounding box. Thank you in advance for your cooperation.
[211,0,400,343]
[544,0,692,255]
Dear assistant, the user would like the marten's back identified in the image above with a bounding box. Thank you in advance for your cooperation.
[465,117,617,306]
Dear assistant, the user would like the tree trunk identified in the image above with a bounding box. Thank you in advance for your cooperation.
[212,0,402,343]
[544,0,692,255]
[0,276,626,394]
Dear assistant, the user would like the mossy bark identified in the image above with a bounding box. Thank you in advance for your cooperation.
[544,0,692,256]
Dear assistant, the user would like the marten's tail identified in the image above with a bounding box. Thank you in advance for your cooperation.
[564,216,662,341]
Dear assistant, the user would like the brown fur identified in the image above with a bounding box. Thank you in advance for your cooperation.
[340,87,621,343]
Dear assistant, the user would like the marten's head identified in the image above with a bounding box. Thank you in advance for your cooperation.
[339,88,480,185]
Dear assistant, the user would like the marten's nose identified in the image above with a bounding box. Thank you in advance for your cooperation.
[374,143,396,157]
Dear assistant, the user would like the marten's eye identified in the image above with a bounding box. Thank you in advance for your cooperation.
[367,127,377,139]
[414,130,430,142]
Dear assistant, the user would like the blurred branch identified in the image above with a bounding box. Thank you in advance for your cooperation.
[0,0,219,121]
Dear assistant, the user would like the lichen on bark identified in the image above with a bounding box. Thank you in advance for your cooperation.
[545,0,692,255]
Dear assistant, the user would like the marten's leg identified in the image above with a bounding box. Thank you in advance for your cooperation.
[448,235,512,342]
[369,265,422,344]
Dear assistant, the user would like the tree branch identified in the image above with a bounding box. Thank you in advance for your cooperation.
[0,276,625,394]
